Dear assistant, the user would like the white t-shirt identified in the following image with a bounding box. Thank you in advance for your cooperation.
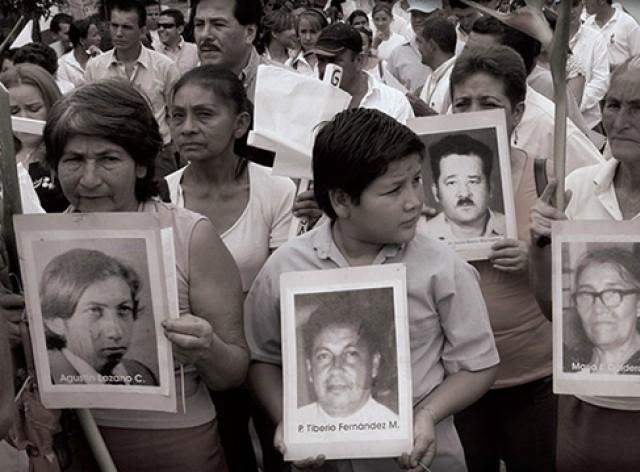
[165,163,296,292]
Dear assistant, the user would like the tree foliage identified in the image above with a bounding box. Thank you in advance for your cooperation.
[0,0,67,19]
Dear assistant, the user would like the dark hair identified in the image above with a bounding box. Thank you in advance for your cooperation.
[50,13,73,34]
[69,18,99,48]
[44,79,163,202]
[257,7,295,53]
[143,0,160,7]
[171,65,251,179]
[574,247,640,294]
[313,108,425,220]
[109,0,147,27]
[41,249,141,349]
[450,44,527,108]
[0,48,16,64]
[189,0,263,28]
[356,25,373,49]
[302,289,392,360]
[372,3,392,18]
[13,43,58,75]
[429,134,493,185]
[470,16,540,75]
[160,8,186,27]
[449,0,471,8]
[421,14,457,56]
[346,9,368,26]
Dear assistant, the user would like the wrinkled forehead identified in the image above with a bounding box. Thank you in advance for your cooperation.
[607,63,640,101]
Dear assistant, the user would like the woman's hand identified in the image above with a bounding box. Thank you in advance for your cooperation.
[163,314,214,366]
[489,238,529,273]
[398,406,437,471]
[292,190,323,226]
[0,291,24,347]
[274,421,326,469]
[530,179,571,241]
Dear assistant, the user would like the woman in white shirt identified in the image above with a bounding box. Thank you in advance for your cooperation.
[57,18,102,88]
[286,8,328,76]
[371,3,406,62]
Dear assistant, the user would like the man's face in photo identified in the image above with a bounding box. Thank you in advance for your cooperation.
[433,153,491,228]
[306,323,380,417]
[47,276,135,373]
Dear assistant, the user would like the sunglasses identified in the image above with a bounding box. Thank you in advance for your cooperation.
[158,23,176,29]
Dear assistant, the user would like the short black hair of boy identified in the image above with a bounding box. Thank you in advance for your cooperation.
[313,108,425,220]
[421,14,457,56]
[109,0,147,27]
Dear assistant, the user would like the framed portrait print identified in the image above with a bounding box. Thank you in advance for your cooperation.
[408,110,517,261]
[553,220,640,397]
[280,263,413,461]
[14,212,178,412]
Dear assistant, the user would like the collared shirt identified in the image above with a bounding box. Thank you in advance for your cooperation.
[565,158,638,221]
[386,39,431,93]
[513,85,604,173]
[242,47,269,102]
[58,50,89,88]
[360,71,415,124]
[285,50,318,78]
[245,222,497,471]
[156,37,199,75]
[418,55,455,115]
[584,7,640,69]
[570,24,611,129]
[527,65,589,134]
[455,24,467,56]
[84,45,180,144]
[420,210,506,241]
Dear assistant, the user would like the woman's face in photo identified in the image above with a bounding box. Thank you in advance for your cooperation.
[575,262,640,352]
[50,276,135,372]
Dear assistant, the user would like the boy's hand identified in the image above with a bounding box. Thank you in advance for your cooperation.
[399,406,437,471]
[0,291,24,347]
[274,421,326,469]
[489,239,529,273]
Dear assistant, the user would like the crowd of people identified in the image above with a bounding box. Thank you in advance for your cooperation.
[0,0,639,471]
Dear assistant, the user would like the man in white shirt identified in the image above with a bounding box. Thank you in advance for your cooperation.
[569,0,610,130]
[144,0,162,47]
[312,22,415,124]
[85,0,180,177]
[416,14,457,115]
[584,0,640,70]
[386,0,439,93]
[449,0,482,55]
[49,13,73,58]
[155,9,199,75]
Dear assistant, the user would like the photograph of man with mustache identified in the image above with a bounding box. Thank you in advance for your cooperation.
[422,133,506,240]
[296,298,399,425]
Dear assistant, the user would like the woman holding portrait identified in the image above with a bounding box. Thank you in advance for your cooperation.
[531,56,640,472]
[5,78,248,471]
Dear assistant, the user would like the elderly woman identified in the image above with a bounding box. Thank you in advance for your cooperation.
[0,63,67,212]
[531,56,640,471]
[566,247,640,374]
[41,248,157,386]
[12,78,247,471]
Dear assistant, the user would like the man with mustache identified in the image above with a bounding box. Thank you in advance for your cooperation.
[190,0,264,101]
[297,301,398,423]
[422,133,506,240]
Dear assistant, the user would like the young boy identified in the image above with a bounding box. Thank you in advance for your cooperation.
[244,108,499,471]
